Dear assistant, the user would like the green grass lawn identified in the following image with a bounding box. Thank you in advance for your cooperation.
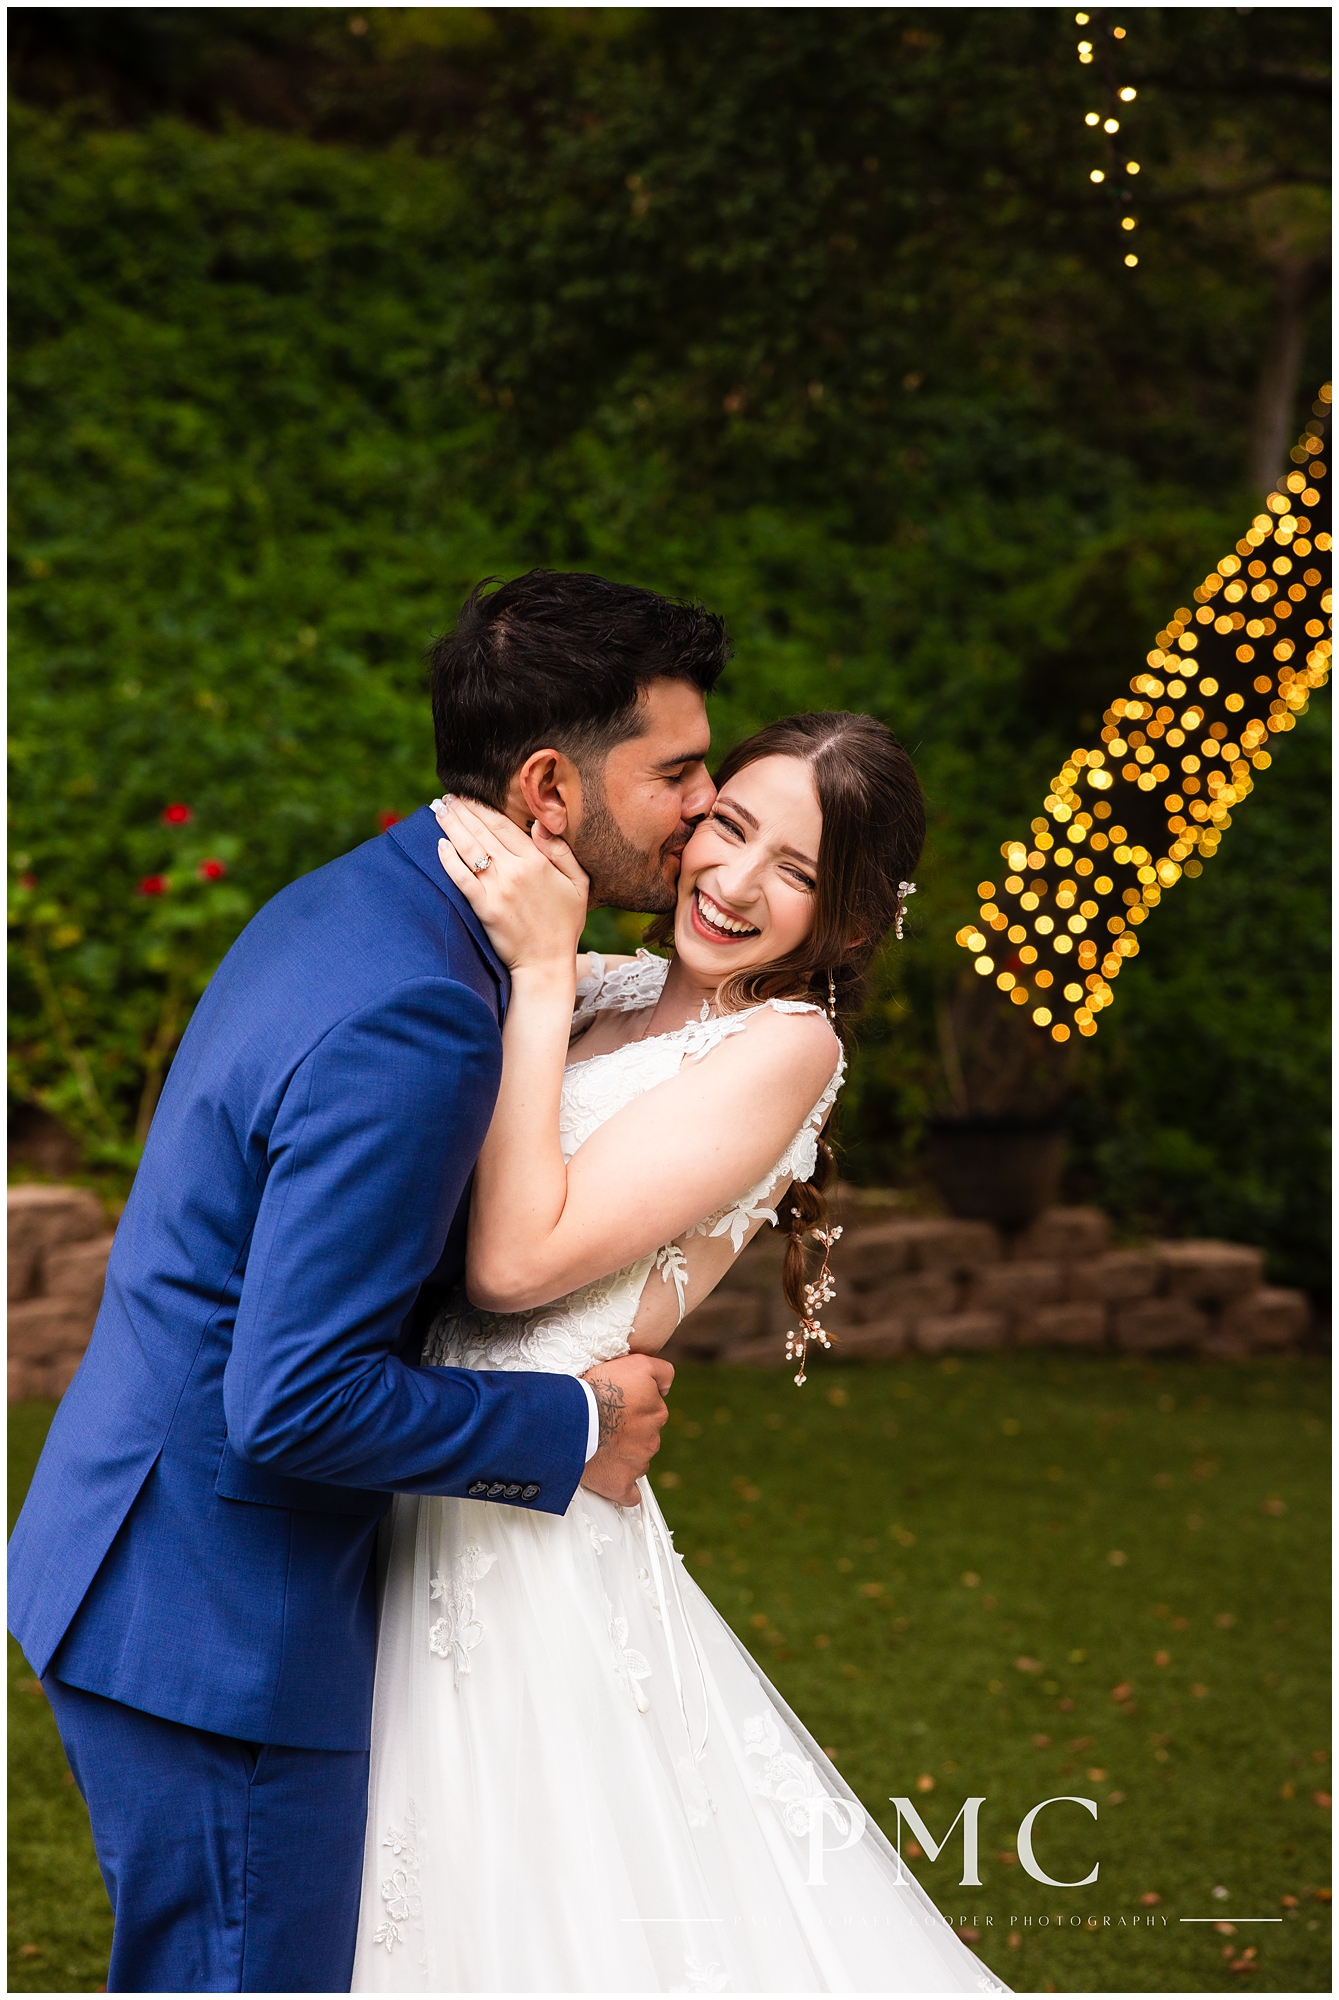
[9,1355,1331,1993]
[8,1404,114,1994]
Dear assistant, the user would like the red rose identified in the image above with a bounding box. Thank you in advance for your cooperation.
[137,875,169,896]
[161,803,193,826]
[378,810,402,831]
[197,858,227,881]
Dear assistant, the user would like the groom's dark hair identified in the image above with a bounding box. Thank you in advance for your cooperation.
[429,569,730,803]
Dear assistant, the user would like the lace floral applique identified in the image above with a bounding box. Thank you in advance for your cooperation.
[654,1242,690,1320]
[741,1712,831,1837]
[672,1954,730,1992]
[686,1187,782,1254]
[428,1543,497,1688]
[579,1509,614,1557]
[374,1804,423,1953]
[570,948,670,1038]
[675,1754,716,1827]
[608,1601,653,1712]
[627,1512,664,1621]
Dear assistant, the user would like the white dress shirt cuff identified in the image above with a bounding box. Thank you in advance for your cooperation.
[579,1378,600,1462]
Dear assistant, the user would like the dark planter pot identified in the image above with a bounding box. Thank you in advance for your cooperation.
[926,1118,1066,1231]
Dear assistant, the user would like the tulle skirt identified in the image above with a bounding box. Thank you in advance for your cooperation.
[351,1479,1004,1994]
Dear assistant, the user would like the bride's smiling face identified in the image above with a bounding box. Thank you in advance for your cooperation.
[673,754,823,977]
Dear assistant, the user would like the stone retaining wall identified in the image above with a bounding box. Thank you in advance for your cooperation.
[9,1185,117,1402]
[666,1200,1312,1369]
[6,1185,1314,1402]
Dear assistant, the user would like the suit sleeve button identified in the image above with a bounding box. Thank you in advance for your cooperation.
[487,1481,506,1498]
[521,1483,540,1501]
[503,1482,522,1499]
[467,1481,487,1497]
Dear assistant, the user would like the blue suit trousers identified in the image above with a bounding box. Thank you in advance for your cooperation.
[45,1677,369,1993]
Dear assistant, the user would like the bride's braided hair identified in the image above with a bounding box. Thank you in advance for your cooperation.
[646,712,925,1375]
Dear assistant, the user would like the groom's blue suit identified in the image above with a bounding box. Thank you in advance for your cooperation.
[8,805,589,1991]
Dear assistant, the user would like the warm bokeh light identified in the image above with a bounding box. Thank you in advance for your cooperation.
[955,397,1333,1040]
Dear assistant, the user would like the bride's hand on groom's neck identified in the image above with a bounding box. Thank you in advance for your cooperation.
[432,794,588,977]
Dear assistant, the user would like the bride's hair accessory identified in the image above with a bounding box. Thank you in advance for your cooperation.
[783,1216,842,1387]
[894,881,917,940]
[471,853,492,875]
[826,969,837,1019]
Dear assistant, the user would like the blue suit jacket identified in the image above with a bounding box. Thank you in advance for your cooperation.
[7,807,588,1751]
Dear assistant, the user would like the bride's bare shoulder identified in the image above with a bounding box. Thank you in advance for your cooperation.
[722,1001,841,1090]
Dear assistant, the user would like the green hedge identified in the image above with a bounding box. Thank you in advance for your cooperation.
[8,33,1330,1285]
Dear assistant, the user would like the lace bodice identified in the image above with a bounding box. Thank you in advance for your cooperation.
[423,951,844,1378]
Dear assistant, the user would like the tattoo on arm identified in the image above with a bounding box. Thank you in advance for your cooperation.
[592,1377,625,1450]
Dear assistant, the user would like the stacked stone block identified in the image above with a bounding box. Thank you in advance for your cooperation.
[9,1185,114,1401]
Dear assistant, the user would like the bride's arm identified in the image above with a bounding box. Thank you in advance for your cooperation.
[471,1005,835,1310]
[435,796,838,1314]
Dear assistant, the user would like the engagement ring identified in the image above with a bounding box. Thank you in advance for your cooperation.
[472,854,492,874]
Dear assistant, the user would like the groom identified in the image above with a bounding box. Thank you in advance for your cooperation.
[8,570,728,1993]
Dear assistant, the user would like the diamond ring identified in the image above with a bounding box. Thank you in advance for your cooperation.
[472,854,492,874]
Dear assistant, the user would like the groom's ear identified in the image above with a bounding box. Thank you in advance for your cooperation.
[508,748,584,837]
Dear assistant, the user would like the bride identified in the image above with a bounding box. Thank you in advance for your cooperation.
[352,711,1003,1994]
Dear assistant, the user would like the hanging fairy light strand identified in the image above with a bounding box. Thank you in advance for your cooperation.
[1074,9,1141,266]
[956,387,1333,1043]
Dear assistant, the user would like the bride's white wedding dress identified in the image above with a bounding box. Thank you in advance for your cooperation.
[352,953,1004,1994]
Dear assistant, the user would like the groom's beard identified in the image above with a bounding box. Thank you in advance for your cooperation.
[570,774,688,917]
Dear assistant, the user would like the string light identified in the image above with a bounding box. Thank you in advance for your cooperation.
[956,389,1333,1043]
[1075,9,1141,264]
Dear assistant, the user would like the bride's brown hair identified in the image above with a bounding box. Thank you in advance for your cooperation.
[645,711,925,1343]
